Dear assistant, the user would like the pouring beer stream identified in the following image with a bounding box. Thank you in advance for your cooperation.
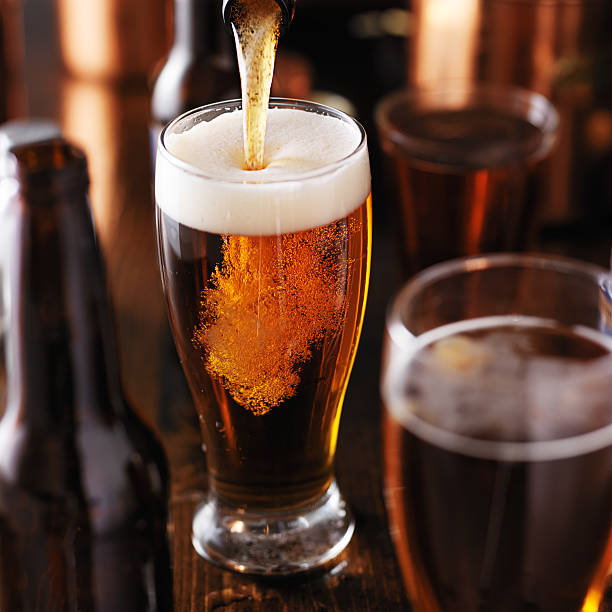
[223,0,295,170]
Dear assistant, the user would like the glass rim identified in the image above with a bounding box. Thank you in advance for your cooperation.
[157,97,368,186]
[374,81,559,168]
[387,252,611,347]
[383,252,612,463]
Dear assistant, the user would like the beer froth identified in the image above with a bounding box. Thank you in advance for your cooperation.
[155,107,370,235]
[386,315,612,460]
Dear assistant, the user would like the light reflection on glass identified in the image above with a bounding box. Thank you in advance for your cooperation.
[59,76,166,425]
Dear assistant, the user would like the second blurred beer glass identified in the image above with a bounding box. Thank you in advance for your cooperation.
[376,83,558,277]
[382,253,612,612]
[155,98,372,575]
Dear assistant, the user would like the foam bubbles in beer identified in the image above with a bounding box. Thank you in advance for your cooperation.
[391,316,612,451]
[156,107,370,235]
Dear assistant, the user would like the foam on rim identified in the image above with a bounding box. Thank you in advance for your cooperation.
[383,315,612,462]
[155,104,371,236]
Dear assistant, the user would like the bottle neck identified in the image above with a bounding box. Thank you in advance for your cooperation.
[3,143,124,428]
[174,0,214,56]
[222,0,295,37]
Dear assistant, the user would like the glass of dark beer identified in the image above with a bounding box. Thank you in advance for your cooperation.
[155,98,372,575]
[382,253,612,612]
[375,83,558,278]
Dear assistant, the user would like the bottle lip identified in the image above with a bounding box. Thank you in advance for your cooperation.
[222,0,295,37]
[0,119,63,179]
[8,139,90,201]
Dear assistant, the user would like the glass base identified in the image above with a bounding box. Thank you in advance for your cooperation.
[191,480,355,576]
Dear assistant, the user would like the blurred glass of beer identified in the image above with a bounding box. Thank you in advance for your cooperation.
[382,254,612,612]
[376,83,558,278]
[155,98,371,575]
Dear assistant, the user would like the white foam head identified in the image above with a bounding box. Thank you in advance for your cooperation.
[155,100,371,236]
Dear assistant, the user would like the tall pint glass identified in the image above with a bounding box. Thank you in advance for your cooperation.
[155,99,372,575]
[382,254,612,611]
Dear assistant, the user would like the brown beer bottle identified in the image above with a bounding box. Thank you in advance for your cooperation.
[0,139,173,611]
[150,0,238,154]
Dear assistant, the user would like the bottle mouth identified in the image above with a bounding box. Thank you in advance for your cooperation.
[9,140,89,202]
[0,119,63,180]
[222,0,295,37]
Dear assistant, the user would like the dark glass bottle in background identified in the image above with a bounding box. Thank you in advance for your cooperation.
[0,139,173,611]
[150,0,238,157]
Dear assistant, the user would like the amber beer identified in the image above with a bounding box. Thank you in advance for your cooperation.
[376,85,558,277]
[155,98,371,573]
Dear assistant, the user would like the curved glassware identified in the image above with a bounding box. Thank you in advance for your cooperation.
[155,98,372,575]
[382,253,612,612]
[375,83,558,278]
